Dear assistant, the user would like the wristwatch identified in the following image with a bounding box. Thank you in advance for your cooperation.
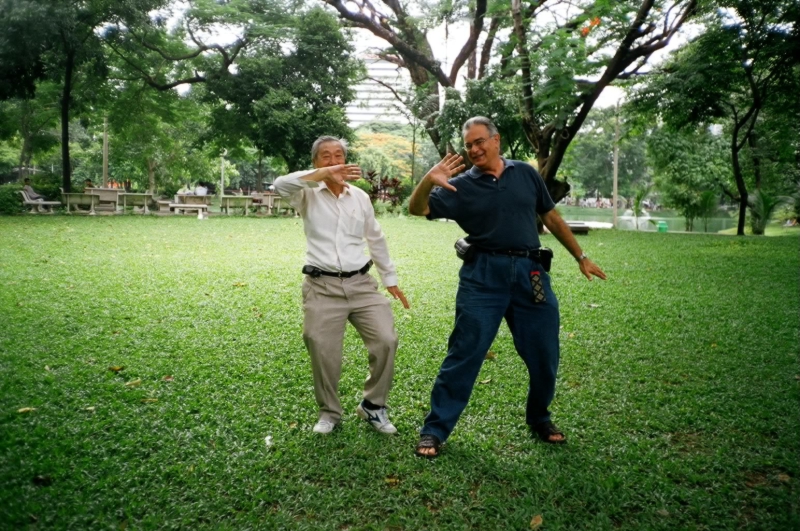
[576,253,588,262]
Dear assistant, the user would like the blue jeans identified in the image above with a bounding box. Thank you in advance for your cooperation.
[421,252,560,442]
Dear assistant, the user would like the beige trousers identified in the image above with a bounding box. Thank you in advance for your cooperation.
[302,273,398,423]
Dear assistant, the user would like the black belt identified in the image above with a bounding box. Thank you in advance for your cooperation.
[302,260,372,278]
[475,247,546,260]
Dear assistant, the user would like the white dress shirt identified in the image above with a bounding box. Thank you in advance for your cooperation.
[274,170,399,288]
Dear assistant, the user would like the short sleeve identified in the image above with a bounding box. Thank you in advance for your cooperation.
[426,179,460,220]
[533,169,556,214]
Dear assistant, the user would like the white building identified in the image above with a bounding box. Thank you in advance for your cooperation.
[346,55,411,126]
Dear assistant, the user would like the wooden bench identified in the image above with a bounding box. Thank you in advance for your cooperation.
[20,190,61,213]
[59,188,99,214]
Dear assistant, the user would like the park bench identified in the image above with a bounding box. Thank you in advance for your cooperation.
[120,192,154,214]
[20,190,61,213]
[60,188,98,215]
[169,203,209,219]
[220,195,253,215]
[85,187,122,213]
[19,190,61,214]
[566,221,590,235]
[270,195,295,216]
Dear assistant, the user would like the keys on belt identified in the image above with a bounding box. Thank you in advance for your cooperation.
[302,260,373,278]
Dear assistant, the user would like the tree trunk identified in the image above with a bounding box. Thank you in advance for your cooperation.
[747,131,762,190]
[256,152,263,192]
[147,158,156,194]
[61,50,74,192]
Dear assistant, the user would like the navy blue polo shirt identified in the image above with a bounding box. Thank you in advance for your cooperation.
[427,159,555,251]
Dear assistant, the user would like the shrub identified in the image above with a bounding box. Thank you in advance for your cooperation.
[0,183,25,215]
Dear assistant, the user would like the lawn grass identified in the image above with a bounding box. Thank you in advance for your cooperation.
[1,216,798,530]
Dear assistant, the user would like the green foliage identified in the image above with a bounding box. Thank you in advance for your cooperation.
[0,183,24,214]
[0,217,798,529]
[749,188,791,235]
[435,76,533,160]
[560,107,649,199]
[205,7,362,171]
[647,126,731,232]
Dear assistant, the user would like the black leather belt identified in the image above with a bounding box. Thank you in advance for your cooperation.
[475,247,546,260]
[302,260,372,278]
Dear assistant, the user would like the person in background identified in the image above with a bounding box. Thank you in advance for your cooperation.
[22,178,44,201]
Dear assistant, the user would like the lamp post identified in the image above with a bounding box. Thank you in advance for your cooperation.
[613,101,620,229]
[220,149,227,199]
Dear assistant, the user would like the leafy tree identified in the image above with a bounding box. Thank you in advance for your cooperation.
[748,188,791,235]
[196,7,362,171]
[559,106,649,200]
[322,0,702,201]
[628,0,799,234]
[647,125,731,231]
[0,82,60,180]
[0,0,168,191]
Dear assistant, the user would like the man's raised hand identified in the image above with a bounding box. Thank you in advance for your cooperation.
[325,164,362,187]
[426,153,465,192]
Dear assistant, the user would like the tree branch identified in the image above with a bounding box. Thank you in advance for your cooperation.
[449,0,487,84]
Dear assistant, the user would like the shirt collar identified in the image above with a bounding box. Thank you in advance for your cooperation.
[467,158,514,179]
[317,180,352,196]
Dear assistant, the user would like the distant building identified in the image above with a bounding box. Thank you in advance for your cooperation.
[346,55,411,126]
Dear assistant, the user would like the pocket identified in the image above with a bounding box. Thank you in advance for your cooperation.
[302,279,314,304]
[345,208,365,236]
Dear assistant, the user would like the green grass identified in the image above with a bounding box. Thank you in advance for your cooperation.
[1,216,798,530]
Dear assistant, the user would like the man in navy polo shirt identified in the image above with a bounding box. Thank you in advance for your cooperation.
[408,116,607,458]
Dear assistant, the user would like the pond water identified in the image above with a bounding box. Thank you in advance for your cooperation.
[557,207,737,233]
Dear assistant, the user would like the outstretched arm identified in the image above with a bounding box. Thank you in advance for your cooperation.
[408,153,465,216]
[540,209,607,281]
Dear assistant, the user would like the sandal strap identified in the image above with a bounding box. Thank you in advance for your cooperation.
[417,434,441,448]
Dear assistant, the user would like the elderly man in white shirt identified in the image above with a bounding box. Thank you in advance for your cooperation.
[274,136,410,435]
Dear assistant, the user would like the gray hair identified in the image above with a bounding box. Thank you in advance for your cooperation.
[462,116,499,138]
[311,136,349,162]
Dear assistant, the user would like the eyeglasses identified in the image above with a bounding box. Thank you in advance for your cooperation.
[464,135,495,151]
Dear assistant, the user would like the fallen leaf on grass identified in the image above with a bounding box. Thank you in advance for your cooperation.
[140,398,158,403]
[233,282,247,287]
[289,422,298,429]
[385,476,399,486]
[479,378,492,385]
[108,366,125,373]
[778,474,790,483]
[18,407,37,414]
[32,475,52,487]
[125,379,142,387]
[530,514,543,530]
[485,351,497,360]
[657,509,670,517]
[162,375,174,382]
[568,333,575,339]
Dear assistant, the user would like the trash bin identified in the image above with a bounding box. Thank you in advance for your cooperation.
[657,221,668,233]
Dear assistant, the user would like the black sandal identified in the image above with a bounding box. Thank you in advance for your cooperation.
[415,434,442,458]
[532,421,567,444]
